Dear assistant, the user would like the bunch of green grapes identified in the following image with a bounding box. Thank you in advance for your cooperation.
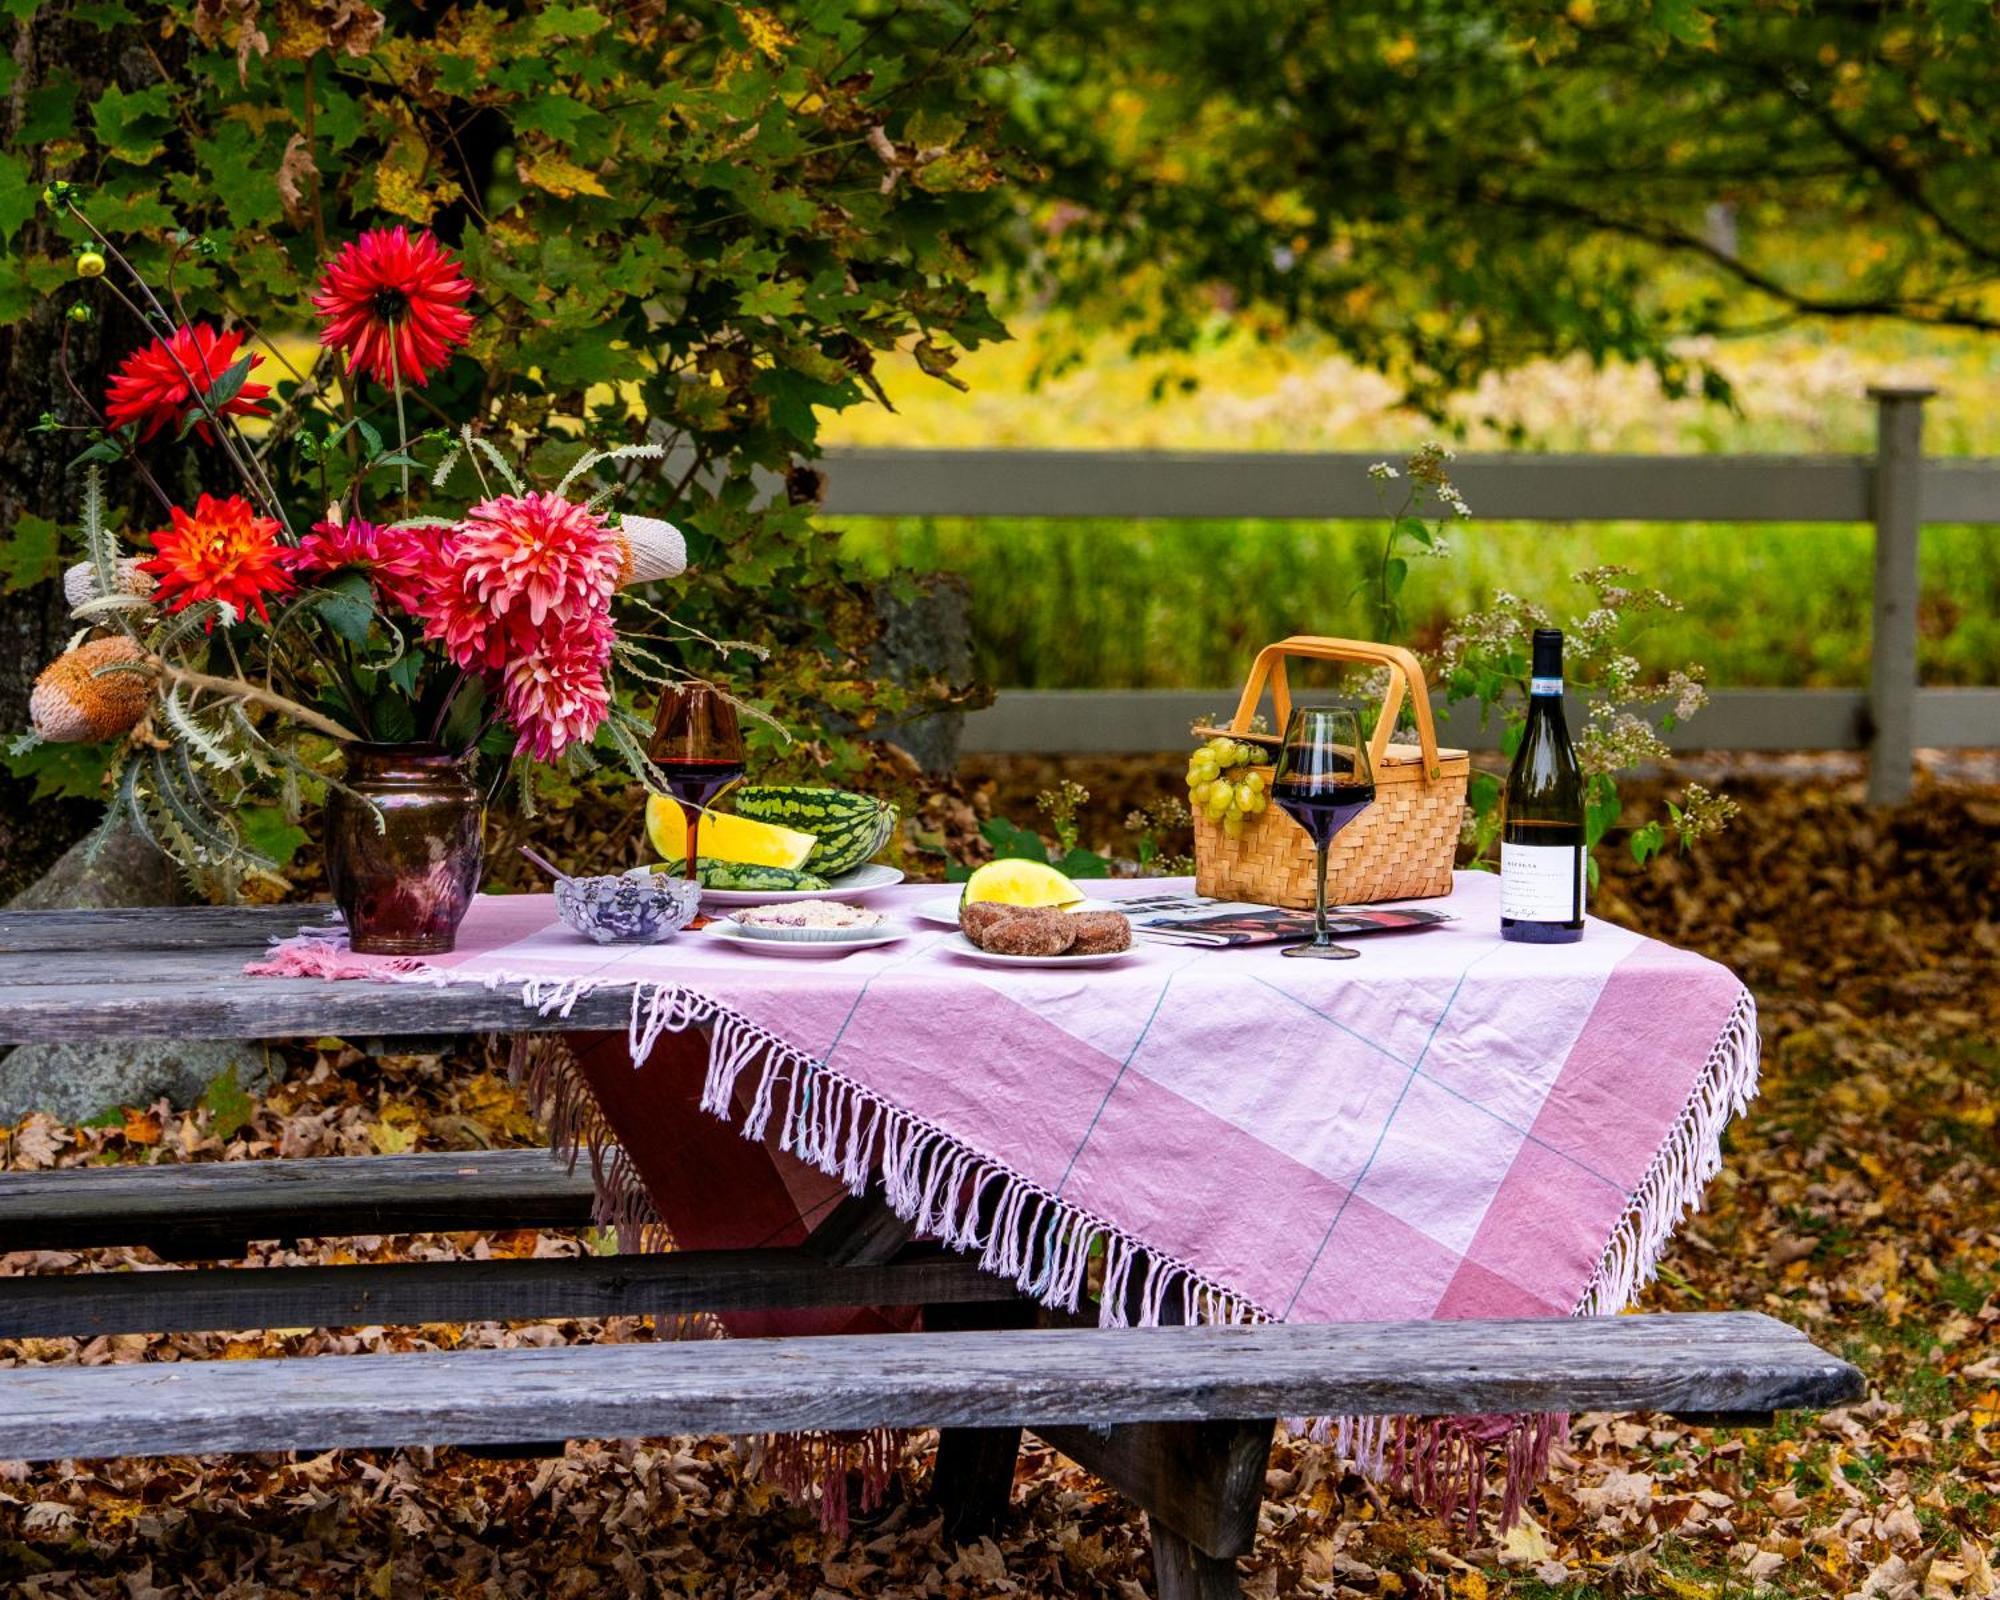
[1186,735,1270,839]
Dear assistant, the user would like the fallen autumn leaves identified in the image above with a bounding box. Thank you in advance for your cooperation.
[1,761,1995,1599]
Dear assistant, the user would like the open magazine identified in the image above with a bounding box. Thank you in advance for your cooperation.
[1117,891,1455,948]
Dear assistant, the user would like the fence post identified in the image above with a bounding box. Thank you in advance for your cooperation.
[1865,385,1933,807]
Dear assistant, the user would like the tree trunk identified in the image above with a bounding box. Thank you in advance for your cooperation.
[0,7,162,896]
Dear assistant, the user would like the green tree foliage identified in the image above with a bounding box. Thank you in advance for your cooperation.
[0,0,1015,774]
[995,0,1999,416]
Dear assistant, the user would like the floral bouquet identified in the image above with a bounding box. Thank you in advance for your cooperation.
[18,190,713,940]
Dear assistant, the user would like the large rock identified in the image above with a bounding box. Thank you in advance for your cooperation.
[3,820,270,1122]
[0,1038,271,1125]
[7,817,188,911]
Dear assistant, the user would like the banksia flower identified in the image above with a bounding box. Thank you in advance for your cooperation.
[613,514,687,586]
[63,558,156,612]
[311,227,475,388]
[29,636,152,743]
[104,323,271,444]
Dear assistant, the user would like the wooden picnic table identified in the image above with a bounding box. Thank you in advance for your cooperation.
[0,903,1864,1600]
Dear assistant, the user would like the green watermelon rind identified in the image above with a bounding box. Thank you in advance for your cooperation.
[653,858,831,891]
[732,786,898,878]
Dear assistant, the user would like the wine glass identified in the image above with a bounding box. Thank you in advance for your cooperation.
[1270,706,1377,960]
[648,681,745,884]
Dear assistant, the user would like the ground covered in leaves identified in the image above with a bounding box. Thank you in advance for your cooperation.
[2,759,1996,1599]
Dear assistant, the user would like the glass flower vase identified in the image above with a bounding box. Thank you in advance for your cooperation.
[325,744,484,955]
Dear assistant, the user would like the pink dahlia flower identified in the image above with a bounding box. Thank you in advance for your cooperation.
[397,490,622,757]
[457,492,623,629]
[294,518,445,616]
[502,634,613,761]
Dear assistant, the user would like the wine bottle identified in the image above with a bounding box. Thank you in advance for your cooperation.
[1500,628,1586,943]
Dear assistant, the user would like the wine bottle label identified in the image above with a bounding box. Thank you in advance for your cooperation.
[1529,676,1563,697]
[1500,842,1584,922]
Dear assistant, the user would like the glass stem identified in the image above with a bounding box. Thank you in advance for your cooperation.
[1313,842,1330,946]
[686,811,700,883]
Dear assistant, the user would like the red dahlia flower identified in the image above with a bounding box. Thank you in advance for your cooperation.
[140,494,294,625]
[312,227,475,388]
[104,324,271,444]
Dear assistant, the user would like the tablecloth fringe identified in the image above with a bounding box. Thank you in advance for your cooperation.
[508,1027,903,1535]
[1574,986,1761,1318]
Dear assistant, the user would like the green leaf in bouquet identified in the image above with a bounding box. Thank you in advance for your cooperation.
[1584,773,1622,848]
[0,512,63,592]
[3,737,116,801]
[385,651,423,695]
[237,806,308,867]
[198,353,258,412]
[442,678,489,750]
[69,435,125,467]
[369,693,417,744]
[368,452,429,474]
[1629,819,1666,866]
[1466,770,1501,818]
[315,570,375,646]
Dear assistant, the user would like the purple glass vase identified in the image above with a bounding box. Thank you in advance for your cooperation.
[325,744,484,955]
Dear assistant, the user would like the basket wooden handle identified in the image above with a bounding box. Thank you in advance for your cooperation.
[1226,635,1447,778]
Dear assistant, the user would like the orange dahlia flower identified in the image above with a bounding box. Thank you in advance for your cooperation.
[139,493,294,625]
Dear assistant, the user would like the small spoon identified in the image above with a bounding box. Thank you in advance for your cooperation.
[517,845,572,884]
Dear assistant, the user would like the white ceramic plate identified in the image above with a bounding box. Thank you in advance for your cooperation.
[630,863,906,906]
[704,922,907,957]
[727,914,891,943]
[915,894,1120,927]
[940,932,1137,969]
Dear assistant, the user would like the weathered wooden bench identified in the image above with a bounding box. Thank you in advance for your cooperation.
[0,1147,598,1259]
[0,1308,1861,1597]
[0,906,1865,1599]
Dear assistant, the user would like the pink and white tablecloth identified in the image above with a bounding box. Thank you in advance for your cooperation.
[251,871,1758,1523]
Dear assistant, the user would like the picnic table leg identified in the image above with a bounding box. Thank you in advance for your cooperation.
[1036,1416,1274,1598]
[926,1295,1038,1540]
[1149,1520,1248,1600]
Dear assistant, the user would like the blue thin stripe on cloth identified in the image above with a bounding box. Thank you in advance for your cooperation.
[1278,943,1504,1319]
[812,932,952,1072]
[1248,972,1626,1196]
[1052,949,1210,1197]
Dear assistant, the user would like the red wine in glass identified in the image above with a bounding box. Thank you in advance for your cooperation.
[648,683,745,885]
[655,758,743,813]
[1271,706,1377,960]
[1271,778,1376,848]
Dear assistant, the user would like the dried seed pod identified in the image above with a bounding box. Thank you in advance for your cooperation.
[28,635,152,742]
[63,558,156,612]
[614,514,687,586]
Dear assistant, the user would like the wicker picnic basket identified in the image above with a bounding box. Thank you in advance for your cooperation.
[1191,636,1468,908]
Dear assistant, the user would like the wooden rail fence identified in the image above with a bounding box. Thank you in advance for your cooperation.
[809,388,1999,803]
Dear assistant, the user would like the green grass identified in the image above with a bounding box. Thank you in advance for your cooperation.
[834,516,2000,691]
